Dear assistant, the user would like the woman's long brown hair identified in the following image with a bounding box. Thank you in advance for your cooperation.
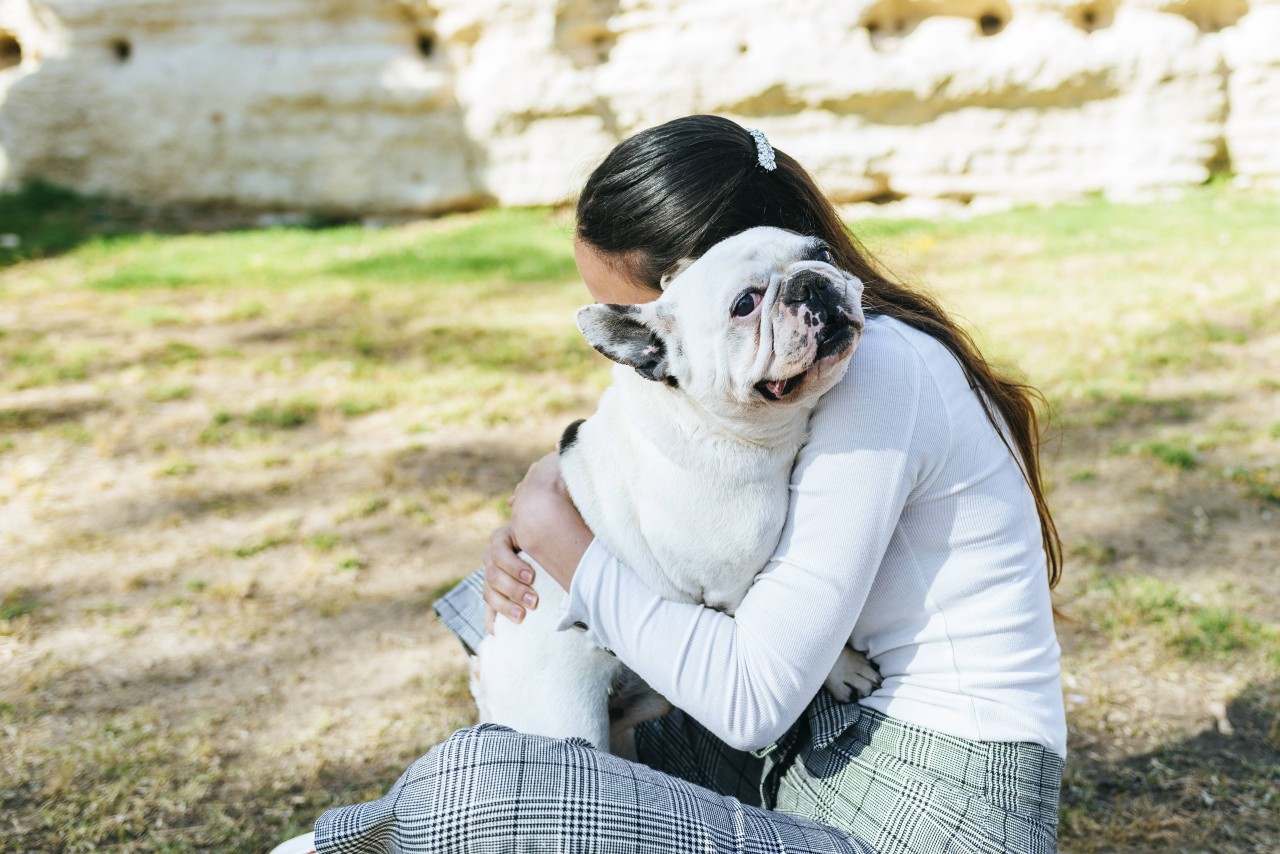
[577,115,1062,589]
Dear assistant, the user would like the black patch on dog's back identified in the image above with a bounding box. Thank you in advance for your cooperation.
[558,418,586,454]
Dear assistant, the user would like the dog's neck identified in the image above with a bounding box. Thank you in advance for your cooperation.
[609,366,814,456]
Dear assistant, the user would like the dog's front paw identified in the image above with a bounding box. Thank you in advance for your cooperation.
[823,646,880,703]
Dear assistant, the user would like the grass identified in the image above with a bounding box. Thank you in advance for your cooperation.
[1227,463,1280,504]
[0,589,42,621]
[0,181,132,265]
[305,532,341,552]
[2,181,1279,851]
[246,401,319,430]
[156,458,198,478]
[147,383,193,402]
[1139,439,1200,470]
[1078,574,1280,663]
[229,527,296,559]
[71,208,576,293]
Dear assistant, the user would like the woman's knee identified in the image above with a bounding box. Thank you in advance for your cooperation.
[426,723,598,789]
[427,723,518,775]
[442,722,517,746]
[402,725,601,834]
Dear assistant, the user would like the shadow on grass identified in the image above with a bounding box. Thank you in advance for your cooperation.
[0,391,108,433]
[0,181,353,269]
[1050,356,1280,849]
[1054,389,1216,436]
[0,438,526,852]
[0,182,119,267]
[287,319,595,376]
[43,437,546,553]
[1046,367,1278,562]
[1062,677,1280,852]
[0,597,474,853]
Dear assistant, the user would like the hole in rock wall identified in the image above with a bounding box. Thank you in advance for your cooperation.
[111,37,131,62]
[1067,0,1116,32]
[939,191,975,205]
[861,0,1013,48]
[395,3,447,60]
[0,31,21,69]
[977,11,1005,33]
[865,186,908,205]
[1165,0,1249,31]
[554,0,621,67]
[1206,136,1232,178]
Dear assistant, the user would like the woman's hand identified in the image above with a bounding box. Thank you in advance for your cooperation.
[481,525,537,634]
[481,453,591,627]
[509,452,594,591]
[482,452,594,632]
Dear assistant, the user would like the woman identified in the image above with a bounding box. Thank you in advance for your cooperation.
[293,115,1067,854]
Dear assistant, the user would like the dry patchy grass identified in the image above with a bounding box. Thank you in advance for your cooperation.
[1,184,1278,851]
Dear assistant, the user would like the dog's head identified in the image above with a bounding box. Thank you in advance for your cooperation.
[577,227,864,429]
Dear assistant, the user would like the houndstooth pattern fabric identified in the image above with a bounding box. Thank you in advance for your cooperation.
[322,570,1065,853]
[432,570,487,657]
[315,724,876,854]
[777,691,1062,853]
[634,708,769,808]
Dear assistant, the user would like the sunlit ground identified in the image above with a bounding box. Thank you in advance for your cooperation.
[1,182,1277,852]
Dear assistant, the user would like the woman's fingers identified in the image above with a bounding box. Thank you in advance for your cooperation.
[484,605,497,636]
[481,526,538,624]
[483,564,534,623]
[485,526,537,587]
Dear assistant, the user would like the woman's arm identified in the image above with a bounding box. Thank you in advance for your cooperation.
[480,457,594,631]
[513,323,949,751]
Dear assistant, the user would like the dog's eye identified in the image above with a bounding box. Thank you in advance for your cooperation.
[814,245,834,264]
[731,291,762,318]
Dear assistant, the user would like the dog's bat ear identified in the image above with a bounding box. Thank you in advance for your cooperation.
[576,303,675,385]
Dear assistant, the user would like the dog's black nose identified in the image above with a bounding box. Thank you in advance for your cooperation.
[781,270,830,306]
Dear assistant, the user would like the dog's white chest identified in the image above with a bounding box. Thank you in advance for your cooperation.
[560,380,796,613]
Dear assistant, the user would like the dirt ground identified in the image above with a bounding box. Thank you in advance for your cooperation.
[2,188,1278,852]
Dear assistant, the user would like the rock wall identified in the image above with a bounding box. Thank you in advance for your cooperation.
[0,0,1276,214]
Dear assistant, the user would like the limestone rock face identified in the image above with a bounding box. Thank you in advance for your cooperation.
[0,0,1275,214]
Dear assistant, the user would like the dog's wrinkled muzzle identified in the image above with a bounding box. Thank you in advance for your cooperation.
[754,269,861,402]
[779,268,859,359]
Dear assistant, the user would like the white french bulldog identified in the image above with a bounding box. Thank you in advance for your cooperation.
[473,226,879,752]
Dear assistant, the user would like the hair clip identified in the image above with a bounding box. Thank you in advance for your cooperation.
[746,127,777,172]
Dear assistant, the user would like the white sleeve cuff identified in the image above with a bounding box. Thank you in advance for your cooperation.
[554,536,616,637]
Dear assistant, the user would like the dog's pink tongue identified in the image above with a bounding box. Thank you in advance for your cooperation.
[767,379,788,398]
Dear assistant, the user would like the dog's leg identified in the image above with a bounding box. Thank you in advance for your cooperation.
[476,560,622,749]
[607,670,673,757]
[823,645,880,702]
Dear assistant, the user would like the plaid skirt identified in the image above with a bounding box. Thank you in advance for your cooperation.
[313,572,1062,853]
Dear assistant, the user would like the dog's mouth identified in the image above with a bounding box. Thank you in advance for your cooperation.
[755,371,808,401]
[755,316,858,402]
[815,315,855,362]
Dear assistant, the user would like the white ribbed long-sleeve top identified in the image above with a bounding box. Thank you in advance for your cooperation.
[557,315,1068,757]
